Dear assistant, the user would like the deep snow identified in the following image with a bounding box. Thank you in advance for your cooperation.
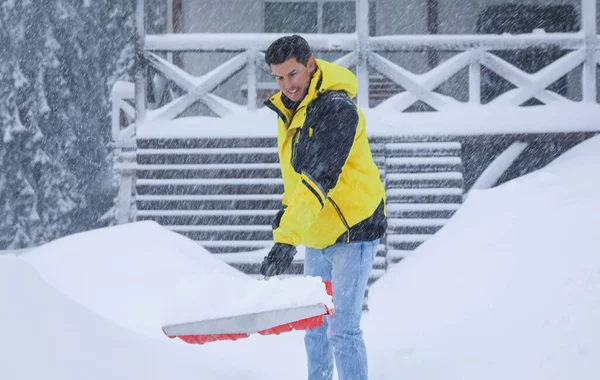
[2,135,600,379]
[366,134,600,380]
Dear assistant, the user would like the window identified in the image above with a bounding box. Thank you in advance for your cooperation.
[264,2,318,33]
[264,1,376,36]
[322,2,376,35]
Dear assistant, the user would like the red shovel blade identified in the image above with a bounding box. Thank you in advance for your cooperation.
[258,313,326,336]
[164,280,333,345]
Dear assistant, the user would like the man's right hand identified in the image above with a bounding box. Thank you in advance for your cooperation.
[272,207,286,230]
[260,243,296,277]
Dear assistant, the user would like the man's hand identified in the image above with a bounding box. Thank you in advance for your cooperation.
[260,243,296,277]
[272,207,286,230]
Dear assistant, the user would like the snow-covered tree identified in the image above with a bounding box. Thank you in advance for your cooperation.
[0,57,33,248]
[0,1,84,248]
[0,1,166,247]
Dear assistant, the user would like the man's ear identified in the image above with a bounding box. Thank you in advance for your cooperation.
[307,56,316,72]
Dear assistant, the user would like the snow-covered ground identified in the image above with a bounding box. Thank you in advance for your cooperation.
[0,255,254,379]
[2,134,600,379]
[2,223,311,379]
[366,134,600,379]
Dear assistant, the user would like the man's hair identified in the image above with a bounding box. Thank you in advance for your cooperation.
[265,35,312,66]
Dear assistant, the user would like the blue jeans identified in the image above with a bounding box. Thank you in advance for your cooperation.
[304,239,378,380]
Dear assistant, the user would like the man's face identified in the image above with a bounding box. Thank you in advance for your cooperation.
[271,56,316,102]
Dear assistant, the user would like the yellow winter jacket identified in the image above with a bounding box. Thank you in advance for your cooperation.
[264,59,386,249]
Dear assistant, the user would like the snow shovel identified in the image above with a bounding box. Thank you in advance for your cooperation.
[162,280,333,345]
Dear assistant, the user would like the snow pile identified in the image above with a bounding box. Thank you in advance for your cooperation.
[21,221,244,339]
[365,135,600,380]
[22,221,330,340]
[0,255,249,380]
[163,275,332,326]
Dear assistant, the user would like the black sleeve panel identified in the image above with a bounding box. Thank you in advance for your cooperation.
[302,92,359,194]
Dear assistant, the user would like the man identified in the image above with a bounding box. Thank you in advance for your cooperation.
[259,35,387,380]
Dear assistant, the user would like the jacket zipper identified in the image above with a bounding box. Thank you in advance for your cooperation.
[291,128,302,164]
[288,106,305,166]
[329,198,351,243]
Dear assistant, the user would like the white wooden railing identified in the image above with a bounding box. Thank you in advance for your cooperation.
[137,32,599,118]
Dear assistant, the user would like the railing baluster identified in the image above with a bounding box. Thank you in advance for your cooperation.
[135,0,147,128]
[582,0,597,103]
[247,49,258,111]
[469,49,481,105]
[116,166,134,225]
[356,0,370,109]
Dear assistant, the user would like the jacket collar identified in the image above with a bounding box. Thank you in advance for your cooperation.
[264,59,358,126]
[264,67,322,127]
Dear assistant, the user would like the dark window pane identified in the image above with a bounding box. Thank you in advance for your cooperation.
[264,3,318,33]
[323,2,355,33]
[323,2,376,36]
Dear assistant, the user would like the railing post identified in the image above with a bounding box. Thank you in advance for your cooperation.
[317,1,324,33]
[112,83,137,225]
[111,86,121,143]
[116,156,135,225]
[117,0,145,225]
[247,50,258,111]
[356,0,370,109]
[582,0,597,103]
[469,49,481,105]
[135,0,147,126]
[166,0,173,63]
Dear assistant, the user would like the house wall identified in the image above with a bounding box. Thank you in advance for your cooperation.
[181,0,263,33]
[437,0,582,34]
[180,0,597,35]
[180,1,260,107]
[375,0,427,35]
[175,0,598,111]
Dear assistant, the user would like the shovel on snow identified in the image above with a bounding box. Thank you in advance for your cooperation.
[162,280,333,344]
